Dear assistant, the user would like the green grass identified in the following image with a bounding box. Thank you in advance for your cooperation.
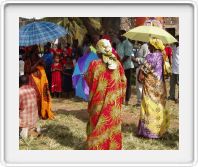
[19,85,179,150]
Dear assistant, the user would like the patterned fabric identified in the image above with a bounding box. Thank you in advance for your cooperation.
[51,63,62,93]
[85,59,126,150]
[28,65,54,120]
[19,21,68,46]
[138,52,169,138]
[116,39,134,70]
[19,85,38,128]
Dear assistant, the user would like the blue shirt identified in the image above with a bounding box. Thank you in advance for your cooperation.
[42,52,53,69]
[116,39,134,70]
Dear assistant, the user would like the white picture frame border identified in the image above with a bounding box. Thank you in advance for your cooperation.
[0,0,198,166]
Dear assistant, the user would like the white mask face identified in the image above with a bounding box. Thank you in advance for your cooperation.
[102,54,118,70]
[108,62,117,70]
[96,39,118,70]
[96,39,112,54]
[102,55,109,64]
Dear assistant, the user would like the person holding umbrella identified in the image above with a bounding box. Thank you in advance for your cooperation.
[24,45,54,120]
[84,39,126,150]
[137,38,169,139]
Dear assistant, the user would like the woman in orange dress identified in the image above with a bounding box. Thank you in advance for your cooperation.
[24,45,54,120]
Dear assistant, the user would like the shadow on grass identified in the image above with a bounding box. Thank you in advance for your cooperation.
[70,97,86,102]
[159,129,179,149]
[51,95,86,103]
[122,123,138,136]
[122,123,179,149]
[56,109,89,123]
[42,124,86,150]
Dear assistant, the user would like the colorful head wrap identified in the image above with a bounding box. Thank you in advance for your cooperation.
[96,39,117,70]
[96,39,112,55]
[149,38,165,51]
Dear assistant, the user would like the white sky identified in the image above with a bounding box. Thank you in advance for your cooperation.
[22,17,44,19]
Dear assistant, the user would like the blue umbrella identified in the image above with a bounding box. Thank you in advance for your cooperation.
[19,21,68,46]
[72,51,99,101]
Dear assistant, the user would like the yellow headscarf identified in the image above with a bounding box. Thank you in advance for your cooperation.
[96,39,118,70]
[149,38,165,51]
[149,38,172,76]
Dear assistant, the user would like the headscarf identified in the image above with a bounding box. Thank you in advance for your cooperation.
[96,39,118,70]
[149,38,165,51]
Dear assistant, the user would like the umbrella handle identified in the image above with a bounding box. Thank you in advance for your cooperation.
[38,44,42,57]
[79,73,86,77]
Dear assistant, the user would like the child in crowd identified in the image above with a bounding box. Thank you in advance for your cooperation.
[66,43,72,57]
[62,56,74,98]
[19,75,40,139]
[55,43,63,56]
[51,55,62,98]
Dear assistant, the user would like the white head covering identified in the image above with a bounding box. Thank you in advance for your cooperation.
[96,39,117,70]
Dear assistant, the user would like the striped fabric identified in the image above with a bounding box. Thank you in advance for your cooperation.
[19,21,68,46]
[19,85,38,128]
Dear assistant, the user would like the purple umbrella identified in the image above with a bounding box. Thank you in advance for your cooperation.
[72,51,99,101]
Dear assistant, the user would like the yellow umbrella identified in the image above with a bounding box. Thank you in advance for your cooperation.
[123,25,177,44]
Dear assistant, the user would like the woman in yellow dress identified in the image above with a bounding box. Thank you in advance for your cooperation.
[138,38,169,138]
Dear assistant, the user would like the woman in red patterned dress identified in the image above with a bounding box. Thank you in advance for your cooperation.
[51,55,62,98]
[84,39,127,150]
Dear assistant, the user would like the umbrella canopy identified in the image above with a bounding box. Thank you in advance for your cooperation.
[123,26,177,44]
[19,21,68,46]
[72,51,99,101]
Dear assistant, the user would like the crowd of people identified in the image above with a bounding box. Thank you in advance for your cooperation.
[19,30,179,149]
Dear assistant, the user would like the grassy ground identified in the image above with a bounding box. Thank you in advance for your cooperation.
[19,82,179,150]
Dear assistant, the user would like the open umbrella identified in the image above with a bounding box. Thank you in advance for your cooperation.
[19,21,68,46]
[72,51,99,101]
[123,26,177,44]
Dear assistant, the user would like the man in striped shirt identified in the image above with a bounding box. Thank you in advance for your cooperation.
[19,75,40,139]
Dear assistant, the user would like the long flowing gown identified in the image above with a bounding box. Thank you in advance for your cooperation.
[138,52,169,138]
[85,59,126,150]
[30,66,54,120]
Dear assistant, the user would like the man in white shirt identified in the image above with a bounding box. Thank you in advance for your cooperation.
[116,30,134,105]
[168,39,179,103]
[132,42,149,107]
